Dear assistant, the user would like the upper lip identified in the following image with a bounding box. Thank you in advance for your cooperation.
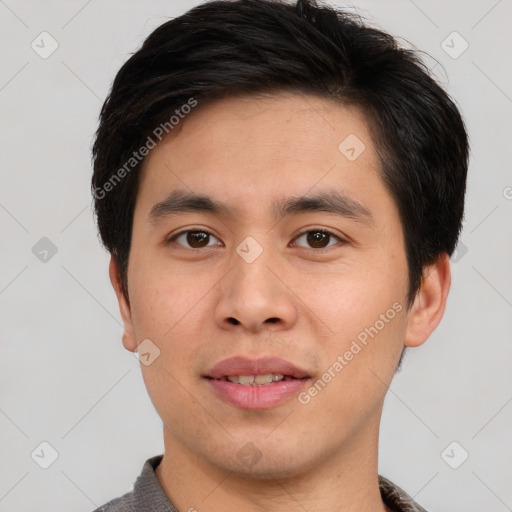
[206,356,310,379]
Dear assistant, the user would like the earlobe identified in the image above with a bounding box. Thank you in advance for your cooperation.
[404,253,451,348]
[108,256,138,352]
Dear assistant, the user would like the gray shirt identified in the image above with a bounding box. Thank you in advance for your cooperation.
[93,455,428,512]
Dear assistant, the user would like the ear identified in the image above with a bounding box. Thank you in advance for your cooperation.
[109,256,138,352]
[404,253,451,348]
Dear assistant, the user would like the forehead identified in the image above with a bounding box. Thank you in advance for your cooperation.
[155,92,373,157]
[135,92,390,221]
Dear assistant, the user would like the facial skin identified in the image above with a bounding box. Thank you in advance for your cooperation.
[110,92,451,511]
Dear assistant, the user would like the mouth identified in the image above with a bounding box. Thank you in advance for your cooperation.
[206,355,310,380]
[215,373,297,385]
[204,356,311,409]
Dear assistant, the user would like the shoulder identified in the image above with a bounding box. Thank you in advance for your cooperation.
[91,487,138,512]
[379,475,429,512]
[91,455,170,512]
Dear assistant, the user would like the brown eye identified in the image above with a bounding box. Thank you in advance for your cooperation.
[186,231,210,248]
[294,230,340,250]
[170,230,220,249]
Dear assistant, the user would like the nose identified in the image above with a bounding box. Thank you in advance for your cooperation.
[214,244,298,333]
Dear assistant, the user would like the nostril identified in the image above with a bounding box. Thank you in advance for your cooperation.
[266,318,279,323]
[228,318,239,325]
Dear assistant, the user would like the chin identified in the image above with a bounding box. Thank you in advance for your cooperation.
[205,439,321,481]
[221,456,311,481]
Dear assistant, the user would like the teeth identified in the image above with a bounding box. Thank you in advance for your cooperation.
[237,375,255,385]
[225,373,285,385]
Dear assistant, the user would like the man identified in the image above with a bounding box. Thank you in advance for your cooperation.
[91,0,468,510]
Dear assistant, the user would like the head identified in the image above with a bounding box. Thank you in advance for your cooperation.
[92,0,468,479]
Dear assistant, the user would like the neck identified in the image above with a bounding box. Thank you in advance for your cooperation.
[155,417,391,512]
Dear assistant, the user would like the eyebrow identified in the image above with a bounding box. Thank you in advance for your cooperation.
[148,188,374,226]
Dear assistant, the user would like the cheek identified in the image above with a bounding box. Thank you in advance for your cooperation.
[127,260,216,394]
[128,257,204,338]
[314,259,407,335]
[311,251,409,390]
[305,307,408,431]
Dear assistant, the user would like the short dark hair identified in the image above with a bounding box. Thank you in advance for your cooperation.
[92,0,469,309]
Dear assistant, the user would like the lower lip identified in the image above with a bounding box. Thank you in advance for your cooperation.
[207,378,308,409]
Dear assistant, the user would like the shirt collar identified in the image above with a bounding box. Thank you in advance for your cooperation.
[134,455,428,512]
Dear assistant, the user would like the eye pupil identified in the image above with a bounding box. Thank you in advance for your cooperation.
[307,231,328,248]
[187,231,209,248]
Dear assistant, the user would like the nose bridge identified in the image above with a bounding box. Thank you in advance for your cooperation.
[230,236,280,310]
[234,242,275,301]
[214,235,297,332]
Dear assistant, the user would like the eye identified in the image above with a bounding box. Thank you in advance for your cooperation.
[167,228,345,251]
[293,229,343,250]
[168,229,221,249]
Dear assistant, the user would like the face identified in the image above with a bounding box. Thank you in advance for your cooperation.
[115,92,427,478]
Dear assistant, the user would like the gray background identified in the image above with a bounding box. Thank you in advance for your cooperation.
[1,0,511,510]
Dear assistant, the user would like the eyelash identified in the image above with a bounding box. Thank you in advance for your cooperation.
[166,227,346,252]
